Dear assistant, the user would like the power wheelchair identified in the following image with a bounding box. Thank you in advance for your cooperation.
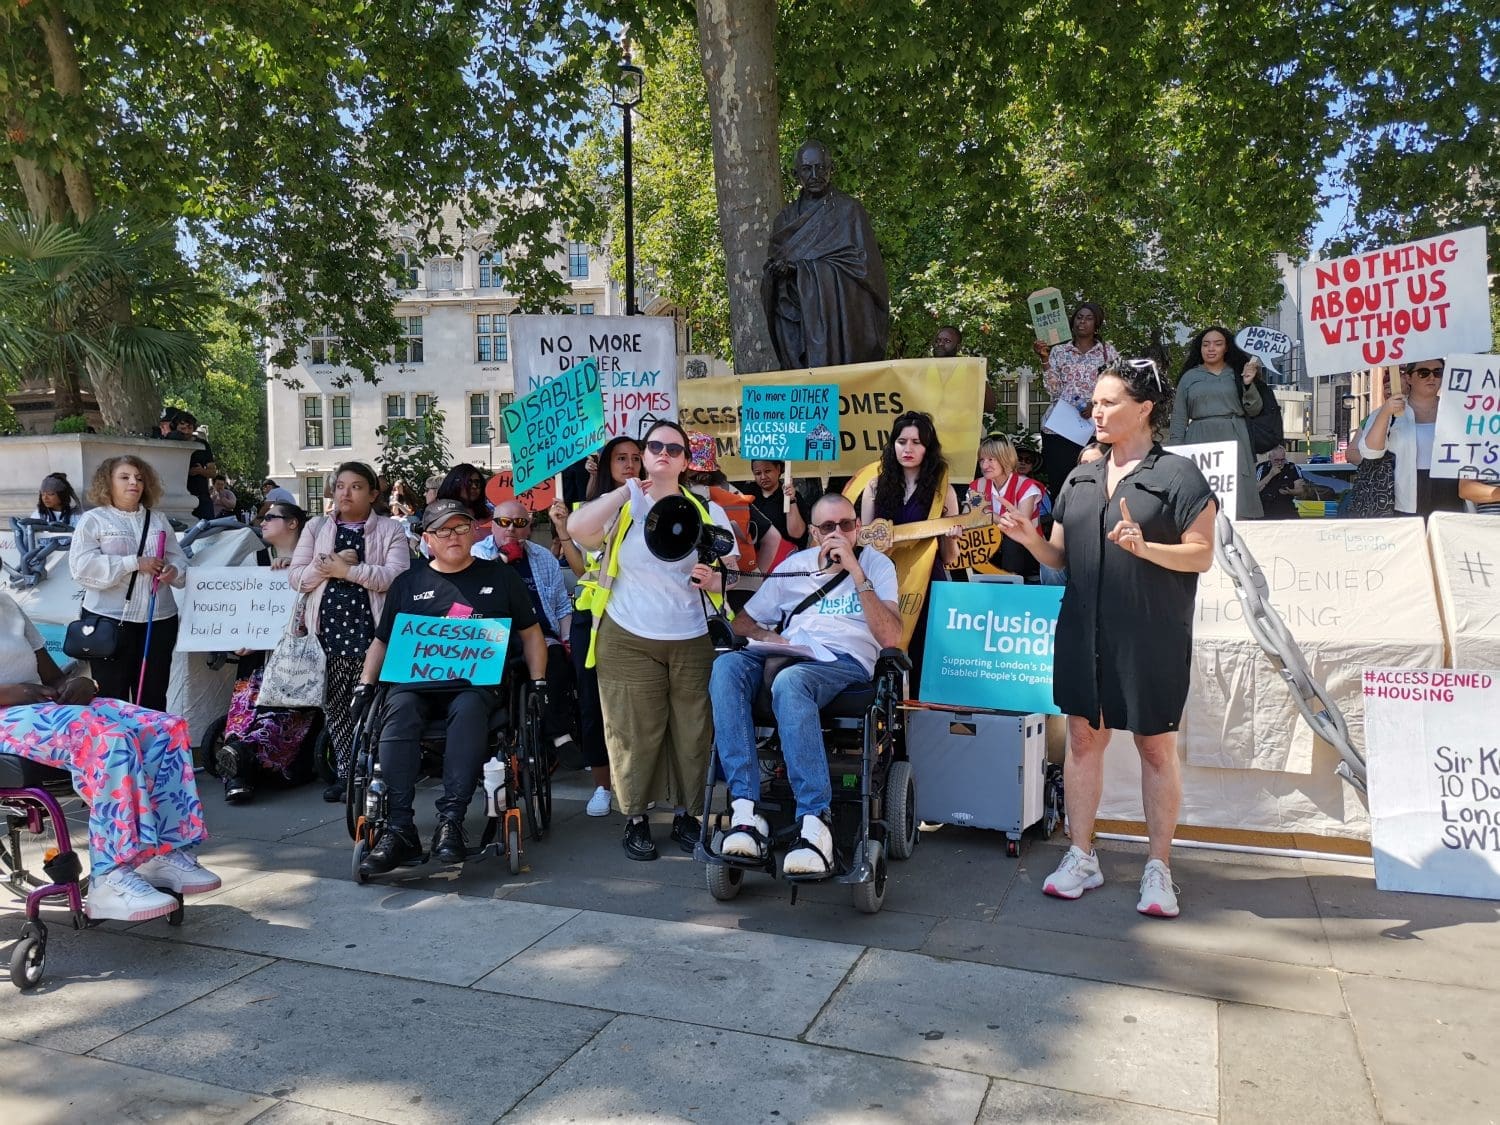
[695,647,917,914]
[346,665,549,882]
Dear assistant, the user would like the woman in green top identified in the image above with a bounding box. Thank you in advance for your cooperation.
[1168,326,1264,519]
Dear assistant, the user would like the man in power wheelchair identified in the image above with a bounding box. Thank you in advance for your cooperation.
[351,500,550,879]
[701,494,917,911]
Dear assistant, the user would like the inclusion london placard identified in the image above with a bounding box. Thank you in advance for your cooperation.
[920,583,1063,713]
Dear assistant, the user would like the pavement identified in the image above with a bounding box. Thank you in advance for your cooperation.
[2,770,1498,1124]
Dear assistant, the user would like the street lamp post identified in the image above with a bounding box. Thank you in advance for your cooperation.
[611,56,644,316]
[487,423,496,473]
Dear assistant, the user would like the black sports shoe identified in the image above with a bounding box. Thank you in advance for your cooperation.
[360,827,422,876]
[622,817,658,862]
[323,781,346,803]
[670,813,701,854]
[432,818,468,864]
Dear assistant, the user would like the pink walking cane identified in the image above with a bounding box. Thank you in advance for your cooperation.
[136,530,167,703]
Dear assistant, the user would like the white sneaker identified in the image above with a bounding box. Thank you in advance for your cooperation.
[1137,859,1180,918]
[722,798,770,860]
[1042,845,1104,900]
[586,786,613,817]
[87,867,178,922]
[783,814,834,876]
[135,850,223,895]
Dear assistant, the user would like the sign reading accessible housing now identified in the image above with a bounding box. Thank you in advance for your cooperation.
[920,582,1063,714]
[379,613,512,686]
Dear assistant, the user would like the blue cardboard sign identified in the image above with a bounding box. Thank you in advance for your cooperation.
[379,613,512,686]
[920,583,1063,713]
[503,357,608,494]
[740,383,840,461]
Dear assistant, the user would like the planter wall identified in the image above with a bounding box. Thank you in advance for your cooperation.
[0,433,200,520]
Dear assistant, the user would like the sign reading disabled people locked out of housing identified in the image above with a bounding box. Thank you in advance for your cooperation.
[1431,353,1500,483]
[380,613,512,686]
[740,383,840,461]
[501,357,608,495]
[1363,668,1500,900]
[920,582,1063,714]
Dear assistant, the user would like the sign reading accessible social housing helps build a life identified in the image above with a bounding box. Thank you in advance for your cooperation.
[501,357,608,495]
[509,314,676,440]
[178,567,301,652]
[920,582,1063,714]
[740,383,840,461]
[1298,226,1491,375]
[379,613,512,686]
[1431,354,1500,483]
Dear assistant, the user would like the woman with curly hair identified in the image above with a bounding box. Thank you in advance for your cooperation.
[1169,325,1264,519]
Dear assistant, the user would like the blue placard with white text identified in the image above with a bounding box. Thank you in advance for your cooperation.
[920,583,1063,713]
[740,383,840,461]
[379,613,512,686]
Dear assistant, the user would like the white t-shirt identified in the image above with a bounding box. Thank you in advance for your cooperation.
[1415,421,1436,472]
[742,546,899,675]
[0,593,45,687]
[604,486,738,642]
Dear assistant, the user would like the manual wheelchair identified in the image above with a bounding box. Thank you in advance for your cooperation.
[696,648,917,914]
[346,665,550,882]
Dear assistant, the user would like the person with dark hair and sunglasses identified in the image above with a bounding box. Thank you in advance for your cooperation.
[1353,358,1462,516]
[567,419,738,861]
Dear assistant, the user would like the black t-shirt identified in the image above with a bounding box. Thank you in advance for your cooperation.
[375,559,538,661]
[187,440,216,520]
[748,487,810,549]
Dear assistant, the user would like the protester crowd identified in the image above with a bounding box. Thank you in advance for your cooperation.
[3,315,1496,925]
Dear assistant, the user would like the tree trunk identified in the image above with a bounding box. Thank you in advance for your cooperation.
[87,357,160,436]
[694,0,781,374]
[34,0,96,221]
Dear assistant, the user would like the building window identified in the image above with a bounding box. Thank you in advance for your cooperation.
[567,241,589,279]
[302,475,326,513]
[414,394,435,418]
[431,258,455,290]
[301,397,323,448]
[395,250,420,289]
[575,303,595,316]
[476,313,508,362]
[394,316,423,364]
[308,326,338,366]
[469,393,491,446]
[478,251,502,289]
[494,392,515,444]
[385,393,405,420]
[330,395,351,447]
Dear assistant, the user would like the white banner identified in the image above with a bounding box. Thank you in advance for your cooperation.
[178,566,299,652]
[1431,353,1500,481]
[509,314,677,441]
[1165,440,1240,519]
[1364,668,1500,900]
[1298,226,1491,376]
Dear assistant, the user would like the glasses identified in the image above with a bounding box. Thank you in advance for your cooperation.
[427,522,473,540]
[1410,367,1444,379]
[813,518,859,535]
[645,440,686,457]
[261,514,287,523]
[1120,357,1165,391]
[493,516,530,529]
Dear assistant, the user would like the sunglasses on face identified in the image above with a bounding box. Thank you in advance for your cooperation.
[493,516,529,529]
[1410,367,1444,379]
[644,440,686,457]
[261,514,287,523]
[814,518,859,535]
[427,522,473,540]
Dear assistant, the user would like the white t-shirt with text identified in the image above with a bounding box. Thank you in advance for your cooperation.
[742,546,899,676]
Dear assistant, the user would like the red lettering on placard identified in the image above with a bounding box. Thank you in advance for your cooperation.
[1307,232,1464,363]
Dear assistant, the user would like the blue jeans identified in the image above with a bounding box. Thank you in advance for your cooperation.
[709,650,869,819]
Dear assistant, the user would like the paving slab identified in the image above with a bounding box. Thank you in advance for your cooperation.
[246,1101,385,1124]
[1218,1004,1377,1124]
[0,1037,271,1124]
[1343,973,1500,1124]
[91,959,609,1125]
[504,1013,989,1123]
[0,929,270,1054]
[921,917,1347,1016]
[1306,866,1500,990]
[474,909,862,1038]
[978,1077,1212,1123]
[135,868,577,986]
[806,947,1219,1116]
[997,842,1332,968]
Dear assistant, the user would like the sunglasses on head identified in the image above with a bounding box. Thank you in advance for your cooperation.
[1120,357,1165,391]
[493,516,530,529]
[644,440,686,457]
[814,518,859,535]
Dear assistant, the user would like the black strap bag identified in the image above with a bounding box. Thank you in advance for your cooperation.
[1246,373,1286,455]
[63,511,153,661]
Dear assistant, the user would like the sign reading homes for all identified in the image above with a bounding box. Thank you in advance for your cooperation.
[680,356,986,480]
[501,357,608,494]
[509,314,676,439]
[740,383,840,461]
[379,613,512,686]
[1298,226,1492,375]
[1431,354,1500,483]
[919,582,1063,714]
[1165,440,1240,519]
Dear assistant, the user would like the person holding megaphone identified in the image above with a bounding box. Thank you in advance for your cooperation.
[567,420,739,862]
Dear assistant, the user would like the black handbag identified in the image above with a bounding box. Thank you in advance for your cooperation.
[63,510,153,660]
[1345,452,1397,518]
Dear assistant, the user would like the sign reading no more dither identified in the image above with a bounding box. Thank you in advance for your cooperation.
[510,314,677,441]
[502,357,608,495]
[379,613,512,686]
[1431,353,1500,483]
[740,383,840,461]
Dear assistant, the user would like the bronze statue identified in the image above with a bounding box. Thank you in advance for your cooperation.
[762,140,889,369]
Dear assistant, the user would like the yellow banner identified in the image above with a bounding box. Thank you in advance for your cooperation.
[677,356,986,480]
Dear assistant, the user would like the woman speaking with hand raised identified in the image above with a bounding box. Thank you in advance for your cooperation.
[999,360,1217,921]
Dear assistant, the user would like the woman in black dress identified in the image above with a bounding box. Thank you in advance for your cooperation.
[999,360,1216,919]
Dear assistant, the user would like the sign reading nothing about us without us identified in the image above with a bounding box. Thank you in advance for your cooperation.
[502,357,608,495]
[379,613,512,686]
[920,582,1063,714]
[740,383,840,461]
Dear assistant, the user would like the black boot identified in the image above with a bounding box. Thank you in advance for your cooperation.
[622,817,658,862]
[670,812,701,854]
[217,740,254,805]
[360,826,422,876]
[432,818,469,864]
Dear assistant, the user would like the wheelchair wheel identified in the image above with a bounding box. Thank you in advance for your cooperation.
[884,759,918,860]
[352,838,369,884]
[198,716,228,778]
[314,728,337,786]
[706,860,743,902]
[344,758,360,840]
[519,691,551,841]
[851,839,888,915]
[10,932,46,990]
[507,824,521,875]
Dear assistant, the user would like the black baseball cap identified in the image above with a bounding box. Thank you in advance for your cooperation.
[420,499,471,531]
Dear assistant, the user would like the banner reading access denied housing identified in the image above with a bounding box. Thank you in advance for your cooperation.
[677,356,987,479]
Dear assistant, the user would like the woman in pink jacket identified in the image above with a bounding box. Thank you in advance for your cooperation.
[287,462,411,801]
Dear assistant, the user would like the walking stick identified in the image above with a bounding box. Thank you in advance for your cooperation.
[136,530,167,703]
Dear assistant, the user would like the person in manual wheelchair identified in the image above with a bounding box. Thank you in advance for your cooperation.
[351,500,550,877]
[707,493,905,881]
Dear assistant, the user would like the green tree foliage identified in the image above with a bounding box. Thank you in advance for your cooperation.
[377,406,453,499]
